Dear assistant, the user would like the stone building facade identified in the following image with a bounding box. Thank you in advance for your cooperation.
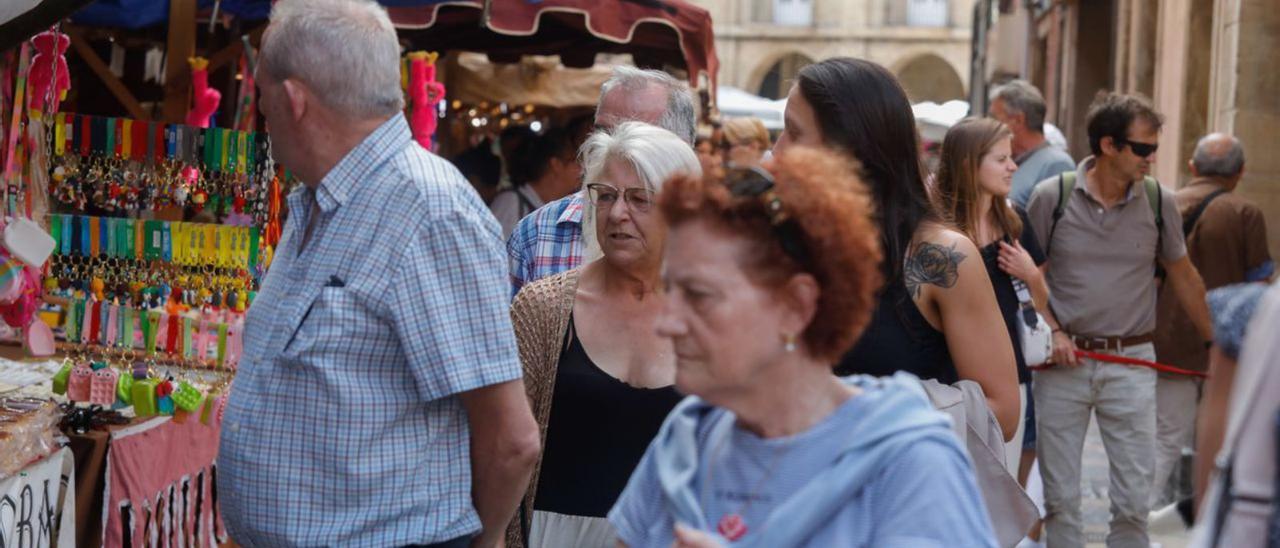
[689,0,977,103]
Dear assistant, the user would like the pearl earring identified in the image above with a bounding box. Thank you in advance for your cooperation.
[782,333,797,353]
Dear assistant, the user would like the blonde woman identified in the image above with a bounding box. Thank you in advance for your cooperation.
[721,117,770,169]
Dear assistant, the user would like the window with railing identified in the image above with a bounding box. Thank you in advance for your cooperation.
[751,0,813,26]
[886,0,950,27]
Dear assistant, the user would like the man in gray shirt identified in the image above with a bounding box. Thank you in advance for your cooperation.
[991,80,1076,208]
[1026,92,1213,548]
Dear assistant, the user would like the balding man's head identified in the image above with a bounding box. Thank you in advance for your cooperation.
[1191,133,1245,181]
[594,66,697,144]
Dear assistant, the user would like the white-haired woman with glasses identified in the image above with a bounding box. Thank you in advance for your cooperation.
[505,121,702,548]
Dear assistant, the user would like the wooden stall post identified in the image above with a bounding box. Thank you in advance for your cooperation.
[162,0,198,123]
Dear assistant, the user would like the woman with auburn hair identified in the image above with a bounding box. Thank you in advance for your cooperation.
[607,147,997,547]
[773,57,1020,440]
[933,117,1065,474]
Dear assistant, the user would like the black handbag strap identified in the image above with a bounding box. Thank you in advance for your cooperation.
[1183,188,1228,238]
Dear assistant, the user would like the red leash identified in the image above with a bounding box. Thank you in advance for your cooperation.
[1029,350,1208,379]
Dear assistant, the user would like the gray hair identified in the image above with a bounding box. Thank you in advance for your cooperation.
[1192,133,1245,177]
[597,65,698,144]
[990,80,1047,134]
[260,0,404,118]
[579,122,702,261]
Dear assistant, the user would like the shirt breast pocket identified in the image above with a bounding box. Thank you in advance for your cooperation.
[279,286,365,363]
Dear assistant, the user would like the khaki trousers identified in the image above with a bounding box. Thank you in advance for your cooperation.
[1034,343,1157,548]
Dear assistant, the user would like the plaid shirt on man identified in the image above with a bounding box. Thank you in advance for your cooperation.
[506,192,584,298]
[218,114,522,547]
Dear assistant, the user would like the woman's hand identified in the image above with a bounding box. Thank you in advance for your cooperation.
[671,524,724,548]
[997,241,1041,284]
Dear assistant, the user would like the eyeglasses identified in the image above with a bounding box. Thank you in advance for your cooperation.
[725,167,810,266]
[586,183,655,213]
[1116,137,1158,158]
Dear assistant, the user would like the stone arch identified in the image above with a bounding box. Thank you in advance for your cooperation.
[747,51,816,100]
[892,52,966,103]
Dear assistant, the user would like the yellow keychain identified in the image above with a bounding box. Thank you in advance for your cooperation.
[203,224,217,267]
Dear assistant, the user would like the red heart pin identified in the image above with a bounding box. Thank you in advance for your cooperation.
[717,514,748,542]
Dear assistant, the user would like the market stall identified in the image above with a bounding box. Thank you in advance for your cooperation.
[0,1,720,546]
[0,1,289,545]
[391,0,718,92]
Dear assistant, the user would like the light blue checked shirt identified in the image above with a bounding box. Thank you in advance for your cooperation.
[505,192,584,299]
[218,114,522,546]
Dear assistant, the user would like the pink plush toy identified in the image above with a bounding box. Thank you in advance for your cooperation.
[27,29,70,113]
[407,51,445,150]
[186,57,221,128]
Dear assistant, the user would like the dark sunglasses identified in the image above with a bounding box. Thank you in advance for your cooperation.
[586,183,654,212]
[1116,137,1158,158]
[725,167,810,267]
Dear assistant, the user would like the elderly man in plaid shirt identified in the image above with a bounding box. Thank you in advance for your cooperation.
[506,66,698,298]
[217,1,539,546]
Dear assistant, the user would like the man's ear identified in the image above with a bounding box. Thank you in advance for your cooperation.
[1101,135,1120,156]
[1187,159,1199,178]
[1012,110,1027,131]
[281,79,308,123]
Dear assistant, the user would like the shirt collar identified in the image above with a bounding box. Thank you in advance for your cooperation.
[1014,141,1051,165]
[1075,156,1142,204]
[1187,177,1230,192]
[313,113,413,213]
[557,191,585,225]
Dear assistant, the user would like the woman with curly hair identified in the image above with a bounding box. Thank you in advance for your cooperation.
[607,147,997,547]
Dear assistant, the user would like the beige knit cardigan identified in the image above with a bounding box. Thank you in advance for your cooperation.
[504,268,582,548]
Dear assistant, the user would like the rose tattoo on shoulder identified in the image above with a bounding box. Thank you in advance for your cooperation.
[904,242,966,298]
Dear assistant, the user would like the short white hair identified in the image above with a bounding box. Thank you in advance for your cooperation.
[260,0,404,118]
[579,122,702,261]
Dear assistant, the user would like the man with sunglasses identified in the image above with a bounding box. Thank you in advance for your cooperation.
[1025,92,1213,548]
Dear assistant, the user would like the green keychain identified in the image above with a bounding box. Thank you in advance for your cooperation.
[199,391,218,424]
[64,298,81,344]
[51,359,73,395]
[172,381,203,412]
[116,369,133,405]
[131,377,160,417]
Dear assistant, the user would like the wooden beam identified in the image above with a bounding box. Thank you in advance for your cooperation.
[162,0,198,123]
[66,30,148,120]
[165,24,265,94]
[212,24,265,72]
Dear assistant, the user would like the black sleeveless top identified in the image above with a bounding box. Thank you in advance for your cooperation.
[979,208,1046,384]
[534,315,684,517]
[835,278,958,384]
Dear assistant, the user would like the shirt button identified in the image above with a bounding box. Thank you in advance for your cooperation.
[1097,208,1103,214]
